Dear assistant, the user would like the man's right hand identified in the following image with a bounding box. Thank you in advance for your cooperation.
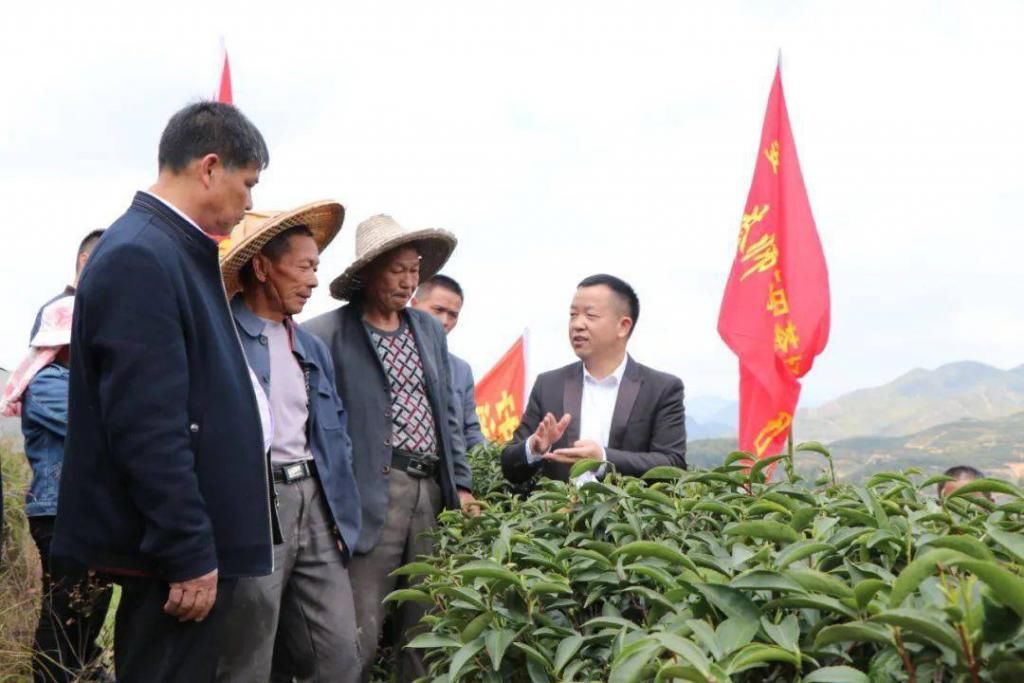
[164,568,218,622]
[529,412,572,455]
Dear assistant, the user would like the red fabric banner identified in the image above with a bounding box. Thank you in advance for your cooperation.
[474,335,527,444]
[718,65,830,464]
[217,51,233,104]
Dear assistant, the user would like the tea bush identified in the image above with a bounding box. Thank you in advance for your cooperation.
[390,444,1024,682]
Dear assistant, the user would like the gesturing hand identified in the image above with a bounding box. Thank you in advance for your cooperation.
[528,412,571,455]
[543,439,605,464]
[164,568,218,622]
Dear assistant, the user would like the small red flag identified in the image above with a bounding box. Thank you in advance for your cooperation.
[474,334,527,444]
[718,65,830,467]
[216,50,233,104]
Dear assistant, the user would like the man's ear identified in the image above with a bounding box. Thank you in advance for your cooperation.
[196,154,220,189]
[251,253,271,283]
[619,316,634,339]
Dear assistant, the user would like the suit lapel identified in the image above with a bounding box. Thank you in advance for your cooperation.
[609,357,642,448]
[562,363,583,446]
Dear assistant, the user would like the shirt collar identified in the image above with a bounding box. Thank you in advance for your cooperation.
[230,296,310,360]
[583,355,629,387]
[141,190,213,241]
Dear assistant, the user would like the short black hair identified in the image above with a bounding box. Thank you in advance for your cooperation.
[239,225,313,287]
[938,465,985,497]
[158,101,269,174]
[577,273,640,335]
[77,229,105,259]
[416,274,464,301]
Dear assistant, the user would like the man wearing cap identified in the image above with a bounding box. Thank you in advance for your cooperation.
[411,274,487,452]
[3,296,113,682]
[304,215,476,681]
[52,101,274,682]
[215,201,361,682]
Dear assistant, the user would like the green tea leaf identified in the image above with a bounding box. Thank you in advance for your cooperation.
[612,541,699,574]
[449,636,486,681]
[786,568,855,600]
[724,520,800,545]
[484,629,516,671]
[553,632,584,674]
[693,583,760,622]
[382,588,432,605]
[406,633,463,649]
[726,643,800,674]
[948,478,1023,499]
[569,458,605,479]
[803,665,870,683]
[813,622,894,648]
[870,608,961,651]
[889,548,967,608]
[455,560,521,585]
[389,561,442,577]
[949,558,1024,619]
[652,632,712,678]
[775,540,836,569]
[986,523,1024,564]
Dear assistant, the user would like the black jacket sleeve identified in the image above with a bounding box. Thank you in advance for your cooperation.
[500,379,546,484]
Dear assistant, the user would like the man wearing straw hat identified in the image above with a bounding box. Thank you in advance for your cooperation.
[304,214,476,681]
[215,201,361,681]
[51,101,273,682]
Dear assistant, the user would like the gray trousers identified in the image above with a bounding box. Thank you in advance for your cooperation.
[350,469,442,683]
[217,475,359,683]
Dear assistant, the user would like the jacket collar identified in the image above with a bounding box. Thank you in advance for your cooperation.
[131,191,218,257]
[230,295,311,361]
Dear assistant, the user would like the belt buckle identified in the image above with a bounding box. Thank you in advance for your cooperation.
[282,462,306,483]
[405,459,429,479]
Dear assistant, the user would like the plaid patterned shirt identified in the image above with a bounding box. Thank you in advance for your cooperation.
[366,318,439,459]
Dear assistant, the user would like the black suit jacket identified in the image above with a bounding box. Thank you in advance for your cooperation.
[501,357,687,483]
[303,303,471,554]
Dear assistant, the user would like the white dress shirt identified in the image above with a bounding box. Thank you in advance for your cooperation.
[142,190,274,453]
[526,355,629,482]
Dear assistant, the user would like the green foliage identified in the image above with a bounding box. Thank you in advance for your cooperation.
[393,443,1024,681]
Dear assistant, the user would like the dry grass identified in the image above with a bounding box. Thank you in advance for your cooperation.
[0,437,39,682]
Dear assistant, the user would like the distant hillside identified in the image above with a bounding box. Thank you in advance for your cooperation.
[685,410,1024,485]
[795,361,1024,443]
[825,410,1024,485]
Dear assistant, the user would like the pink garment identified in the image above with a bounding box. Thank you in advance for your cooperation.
[1,296,74,417]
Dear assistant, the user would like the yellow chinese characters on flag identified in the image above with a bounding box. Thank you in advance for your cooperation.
[474,335,527,443]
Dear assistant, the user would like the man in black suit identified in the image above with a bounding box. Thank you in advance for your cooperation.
[502,274,686,484]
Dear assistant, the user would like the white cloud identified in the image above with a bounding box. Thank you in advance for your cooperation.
[1,1,1021,411]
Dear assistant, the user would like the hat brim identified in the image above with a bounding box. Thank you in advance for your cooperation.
[328,229,457,301]
[221,201,345,297]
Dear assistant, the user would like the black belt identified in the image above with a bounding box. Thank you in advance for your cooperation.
[391,449,438,479]
[272,459,316,485]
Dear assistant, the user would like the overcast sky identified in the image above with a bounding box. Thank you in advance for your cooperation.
[1,1,1021,414]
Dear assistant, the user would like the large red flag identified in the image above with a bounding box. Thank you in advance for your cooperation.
[216,50,233,104]
[474,334,527,443]
[718,65,830,465]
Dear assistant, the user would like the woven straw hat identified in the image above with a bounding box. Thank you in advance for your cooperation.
[329,214,456,300]
[219,200,345,297]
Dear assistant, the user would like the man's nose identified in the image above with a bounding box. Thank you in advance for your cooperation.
[309,272,319,289]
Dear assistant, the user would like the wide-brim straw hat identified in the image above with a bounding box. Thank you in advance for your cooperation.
[219,200,345,297]
[329,214,456,300]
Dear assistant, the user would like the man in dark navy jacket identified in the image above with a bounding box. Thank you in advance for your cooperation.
[53,102,273,682]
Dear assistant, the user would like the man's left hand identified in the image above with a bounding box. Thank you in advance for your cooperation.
[458,489,481,517]
[544,439,605,464]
